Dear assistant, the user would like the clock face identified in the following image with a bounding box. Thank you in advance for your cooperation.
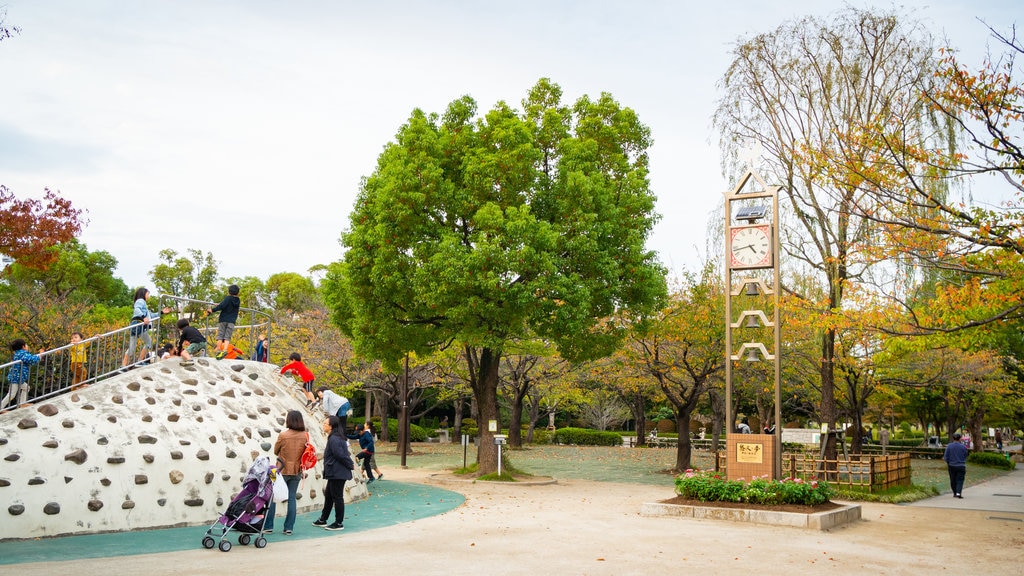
[730,225,772,269]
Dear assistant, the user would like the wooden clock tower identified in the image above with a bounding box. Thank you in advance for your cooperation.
[724,170,782,480]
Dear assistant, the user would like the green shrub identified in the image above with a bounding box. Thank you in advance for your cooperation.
[553,427,622,446]
[674,470,833,505]
[384,419,429,442]
[531,429,553,444]
[968,451,1015,470]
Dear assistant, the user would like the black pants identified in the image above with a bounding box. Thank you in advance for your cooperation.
[319,478,348,525]
[357,450,373,479]
[947,465,966,495]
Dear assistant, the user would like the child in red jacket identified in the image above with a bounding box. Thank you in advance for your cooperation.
[280,352,316,407]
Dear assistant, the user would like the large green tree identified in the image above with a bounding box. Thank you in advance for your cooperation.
[149,248,219,308]
[324,79,666,474]
[2,239,129,306]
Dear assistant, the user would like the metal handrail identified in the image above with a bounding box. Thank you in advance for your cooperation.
[0,294,275,411]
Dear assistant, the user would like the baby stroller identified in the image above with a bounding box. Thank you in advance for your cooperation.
[202,456,275,552]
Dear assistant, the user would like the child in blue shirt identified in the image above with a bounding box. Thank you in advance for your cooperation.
[3,339,43,410]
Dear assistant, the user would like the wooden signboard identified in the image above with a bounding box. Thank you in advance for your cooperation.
[726,433,778,481]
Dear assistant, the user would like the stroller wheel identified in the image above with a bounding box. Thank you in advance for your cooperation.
[202,536,216,549]
[254,537,268,549]
[238,534,252,546]
[218,540,232,552]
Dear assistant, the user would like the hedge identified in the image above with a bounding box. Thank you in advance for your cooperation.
[968,451,1016,470]
[553,427,623,446]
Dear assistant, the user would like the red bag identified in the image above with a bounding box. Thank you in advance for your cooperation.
[300,432,317,471]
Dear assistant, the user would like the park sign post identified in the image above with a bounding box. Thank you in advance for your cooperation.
[723,169,782,481]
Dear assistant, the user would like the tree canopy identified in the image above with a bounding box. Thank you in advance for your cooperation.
[0,186,85,270]
[324,78,667,473]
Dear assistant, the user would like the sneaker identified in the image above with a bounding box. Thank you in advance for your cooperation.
[283,530,292,535]
[312,519,327,526]
[376,473,383,480]
[324,523,344,531]
[263,529,273,534]
[367,477,375,484]
[215,351,227,360]
[311,401,321,410]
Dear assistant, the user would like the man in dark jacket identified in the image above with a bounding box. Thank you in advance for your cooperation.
[943,432,969,498]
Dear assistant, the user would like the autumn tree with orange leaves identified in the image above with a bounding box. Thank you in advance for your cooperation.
[0,186,85,271]
[623,266,726,471]
[834,26,1024,337]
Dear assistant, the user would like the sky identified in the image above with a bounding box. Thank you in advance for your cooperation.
[0,0,1017,289]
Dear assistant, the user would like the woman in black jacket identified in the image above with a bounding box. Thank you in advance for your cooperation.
[312,415,354,530]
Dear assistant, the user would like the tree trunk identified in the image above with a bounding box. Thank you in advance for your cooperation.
[508,386,528,448]
[849,410,863,456]
[454,396,464,439]
[377,391,390,442]
[820,327,838,470]
[470,346,502,475]
[526,396,540,443]
[709,388,725,453]
[674,408,694,471]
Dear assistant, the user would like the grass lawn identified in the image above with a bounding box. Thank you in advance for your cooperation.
[375,442,1010,496]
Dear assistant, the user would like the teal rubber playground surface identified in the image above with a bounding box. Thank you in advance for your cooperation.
[0,481,463,566]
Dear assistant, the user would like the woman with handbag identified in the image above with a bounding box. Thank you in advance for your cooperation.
[312,415,354,531]
[265,410,307,535]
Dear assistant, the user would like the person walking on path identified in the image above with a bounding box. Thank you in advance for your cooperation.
[280,352,317,407]
[943,432,969,498]
[206,284,240,359]
[995,430,1003,452]
[312,415,354,531]
[265,410,307,535]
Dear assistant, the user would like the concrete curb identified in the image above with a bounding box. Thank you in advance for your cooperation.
[425,473,558,486]
[640,500,861,530]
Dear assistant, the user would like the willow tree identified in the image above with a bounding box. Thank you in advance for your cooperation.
[714,6,952,458]
[324,79,666,475]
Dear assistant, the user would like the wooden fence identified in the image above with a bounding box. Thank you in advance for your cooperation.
[715,452,912,493]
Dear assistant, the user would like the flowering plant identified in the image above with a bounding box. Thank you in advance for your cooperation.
[674,470,832,506]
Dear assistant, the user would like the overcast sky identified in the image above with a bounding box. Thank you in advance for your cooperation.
[0,1,1016,289]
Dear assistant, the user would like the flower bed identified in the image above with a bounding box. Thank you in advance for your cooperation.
[674,469,833,506]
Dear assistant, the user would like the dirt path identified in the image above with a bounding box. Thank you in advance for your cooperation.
[15,466,1023,575]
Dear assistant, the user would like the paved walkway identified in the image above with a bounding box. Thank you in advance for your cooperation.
[906,463,1024,514]
[4,465,1022,575]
